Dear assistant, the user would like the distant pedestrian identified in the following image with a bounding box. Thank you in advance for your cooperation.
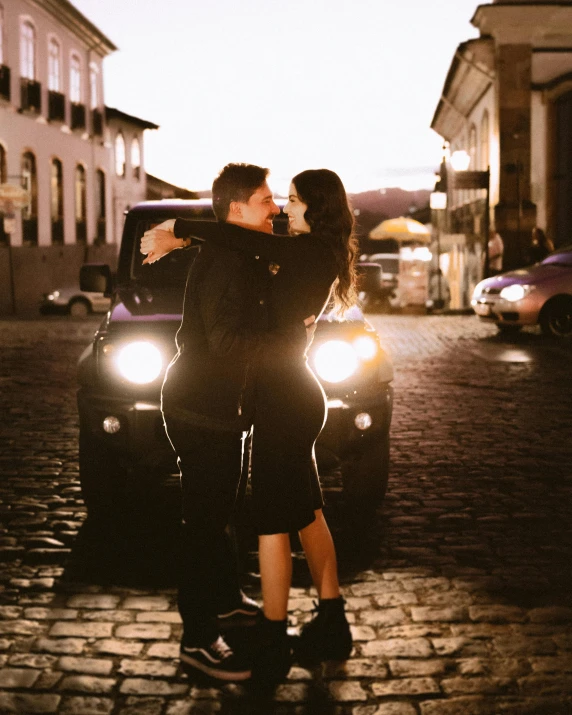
[529,227,554,264]
[486,229,504,276]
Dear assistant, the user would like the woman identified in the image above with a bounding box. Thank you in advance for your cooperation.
[529,227,554,264]
[143,169,358,681]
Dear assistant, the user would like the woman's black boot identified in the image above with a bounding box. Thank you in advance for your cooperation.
[295,596,352,665]
[251,616,292,685]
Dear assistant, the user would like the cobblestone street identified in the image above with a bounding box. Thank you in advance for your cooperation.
[1,314,572,715]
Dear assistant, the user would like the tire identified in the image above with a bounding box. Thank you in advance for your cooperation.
[69,299,90,318]
[540,297,572,338]
[496,323,522,335]
[79,433,127,523]
[341,432,389,511]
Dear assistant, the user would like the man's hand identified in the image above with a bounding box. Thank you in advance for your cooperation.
[140,219,179,265]
[304,315,317,350]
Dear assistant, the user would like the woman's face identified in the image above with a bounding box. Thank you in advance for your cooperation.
[284,183,311,235]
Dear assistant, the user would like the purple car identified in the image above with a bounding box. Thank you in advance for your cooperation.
[471,246,572,338]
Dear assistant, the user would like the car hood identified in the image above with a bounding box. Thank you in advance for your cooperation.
[108,286,367,325]
[480,262,570,289]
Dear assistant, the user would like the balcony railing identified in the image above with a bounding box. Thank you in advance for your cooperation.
[20,79,41,113]
[71,102,86,130]
[96,218,106,244]
[51,219,64,244]
[76,220,87,243]
[0,65,10,101]
[22,218,38,246]
[92,108,103,136]
[48,91,65,122]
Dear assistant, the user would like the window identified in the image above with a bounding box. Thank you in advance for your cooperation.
[50,159,63,244]
[469,125,477,169]
[131,136,141,180]
[48,38,61,91]
[95,169,106,243]
[0,144,6,244]
[20,20,36,80]
[0,5,4,66]
[0,144,6,183]
[70,54,81,103]
[21,151,38,245]
[115,132,125,177]
[480,111,490,170]
[89,63,99,109]
[75,164,86,242]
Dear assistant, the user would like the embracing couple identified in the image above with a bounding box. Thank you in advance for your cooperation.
[140,163,358,684]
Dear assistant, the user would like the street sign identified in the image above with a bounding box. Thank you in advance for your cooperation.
[453,171,489,190]
[0,184,30,210]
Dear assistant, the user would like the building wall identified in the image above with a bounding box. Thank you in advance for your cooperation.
[0,0,153,314]
[105,118,147,246]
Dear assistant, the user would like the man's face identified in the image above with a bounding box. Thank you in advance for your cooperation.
[228,182,280,234]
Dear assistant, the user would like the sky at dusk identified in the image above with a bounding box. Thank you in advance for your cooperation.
[72,0,480,195]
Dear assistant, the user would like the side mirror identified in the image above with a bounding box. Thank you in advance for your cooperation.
[80,264,113,295]
[356,263,383,293]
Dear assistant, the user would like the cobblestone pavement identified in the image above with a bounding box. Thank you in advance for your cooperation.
[1,315,572,715]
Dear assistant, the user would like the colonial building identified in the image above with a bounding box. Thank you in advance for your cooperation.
[431,0,572,275]
[0,0,158,313]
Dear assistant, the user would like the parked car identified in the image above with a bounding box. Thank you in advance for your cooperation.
[471,245,572,337]
[77,199,394,521]
[40,286,111,318]
[357,252,399,312]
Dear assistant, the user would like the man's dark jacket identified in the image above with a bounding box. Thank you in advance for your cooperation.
[161,226,304,432]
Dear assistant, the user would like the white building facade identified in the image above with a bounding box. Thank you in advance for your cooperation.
[431,0,572,273]
[0,0,157,313]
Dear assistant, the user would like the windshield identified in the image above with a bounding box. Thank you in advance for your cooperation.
[541,251,572,267]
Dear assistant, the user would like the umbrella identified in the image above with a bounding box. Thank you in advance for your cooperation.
[369,216,431,243]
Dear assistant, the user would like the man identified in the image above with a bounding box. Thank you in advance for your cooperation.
[144,164,307,682]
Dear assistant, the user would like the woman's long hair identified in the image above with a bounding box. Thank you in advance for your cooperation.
[292,169,358,313]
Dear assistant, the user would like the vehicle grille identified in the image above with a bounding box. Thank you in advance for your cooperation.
[483,287,502,295]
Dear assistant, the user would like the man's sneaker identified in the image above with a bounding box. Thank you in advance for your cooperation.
[180,636,251,681]
[217,591,261,628]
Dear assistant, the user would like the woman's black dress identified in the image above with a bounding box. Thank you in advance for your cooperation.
[175,220,338,534]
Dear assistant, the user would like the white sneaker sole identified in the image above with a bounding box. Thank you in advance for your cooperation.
[180,650,251,681]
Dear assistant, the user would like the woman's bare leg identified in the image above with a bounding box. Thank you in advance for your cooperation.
[299,509,340,599]
[258,533,292,620]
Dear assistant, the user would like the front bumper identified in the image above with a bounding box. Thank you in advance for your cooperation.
[471,297,539,326]
[77,383,394,474]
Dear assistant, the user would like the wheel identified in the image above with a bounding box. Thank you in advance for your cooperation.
[540,297,572,338]
[496,323,522,335]
[341,432,389,511]
[79,432,127,523]
[69,299,91,318]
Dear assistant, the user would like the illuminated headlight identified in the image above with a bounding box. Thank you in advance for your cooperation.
[313,340,359,383]
[47,291,60,301]
[353,335,377,361]
[115,341,163,384]
[499,284,532,302]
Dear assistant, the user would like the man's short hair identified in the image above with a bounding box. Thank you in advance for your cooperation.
[212,163,270,221]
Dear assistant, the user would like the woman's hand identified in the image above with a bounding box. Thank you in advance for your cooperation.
[140,219,179,264]
[304,315,317,349]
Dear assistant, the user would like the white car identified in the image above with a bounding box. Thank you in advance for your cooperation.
[40,286,111,318]
[471,246,572,337]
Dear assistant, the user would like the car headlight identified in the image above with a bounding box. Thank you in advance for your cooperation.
[353,335,377,360]
[115,341,163,384]
[47,291,60,300]
[313,340,359,383]
[499,284,532,302]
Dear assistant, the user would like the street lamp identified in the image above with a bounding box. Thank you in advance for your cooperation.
[449,150,491,278]
[430,159,448,310]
